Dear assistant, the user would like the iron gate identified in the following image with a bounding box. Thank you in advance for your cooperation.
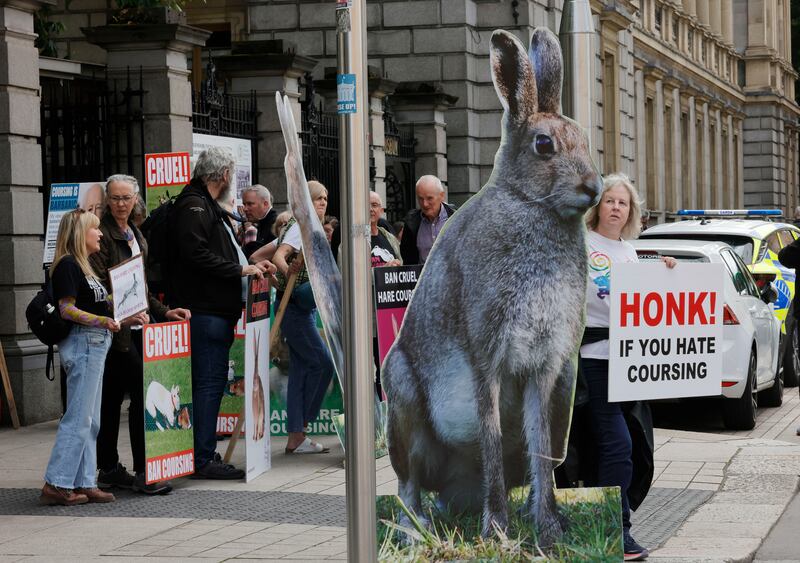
[382,98,416,224]
[299,74,341,218]
[192,56,260,184]
[39,67,145,221]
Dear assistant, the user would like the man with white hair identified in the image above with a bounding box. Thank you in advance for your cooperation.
[167,147,272,480]
[399,174,456,264]
[240,184,277,258]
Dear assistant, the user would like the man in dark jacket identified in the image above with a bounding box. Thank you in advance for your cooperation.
[400,175,456,265]
[240,184,277,258]
[168,147,272,479]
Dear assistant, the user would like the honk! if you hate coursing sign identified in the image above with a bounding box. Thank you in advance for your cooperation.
[609,262,724,402]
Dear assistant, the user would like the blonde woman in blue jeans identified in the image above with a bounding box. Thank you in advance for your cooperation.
[41,208,124,506]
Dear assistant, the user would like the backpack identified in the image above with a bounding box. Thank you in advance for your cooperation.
[25,282,71,381]
[140,194,177,297]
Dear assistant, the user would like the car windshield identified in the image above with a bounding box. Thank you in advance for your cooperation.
[639,234,753,263]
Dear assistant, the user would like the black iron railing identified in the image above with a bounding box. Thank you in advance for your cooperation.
[383,98,416,224]
[299,74,341,218]
[39,67,145,220]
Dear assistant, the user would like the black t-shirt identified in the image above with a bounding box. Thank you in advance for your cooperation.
[52,255,110,320]
[371,232,398,267]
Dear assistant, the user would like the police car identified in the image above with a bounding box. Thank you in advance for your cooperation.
[639,210,800,387]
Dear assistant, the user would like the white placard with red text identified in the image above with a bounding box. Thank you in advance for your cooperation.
[608,262,724,402]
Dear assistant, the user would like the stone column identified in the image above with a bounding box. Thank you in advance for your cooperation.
[721,0,733,46]
[214,41,317,207]
[726,114,735,209]
[708,0,722,38]
[701,101,711,207]
[736,119,745,208]
[713,105,723,208]
[367,77,398,204]
[682,0,697,18]
[0,0,60,425]
[670,85,683,213]
[654,79,666,219]
[390,86,457,199]
[695,0,709,28]
[634,69,647,205]
[84,21,210,155]
[687,96,698,208]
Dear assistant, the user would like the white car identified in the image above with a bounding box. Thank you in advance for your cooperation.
[629,239,782,430]
[639,211,800,387]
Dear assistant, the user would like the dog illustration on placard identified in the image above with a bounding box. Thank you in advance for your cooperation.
[251,330,266,441]
[145,381,181,431]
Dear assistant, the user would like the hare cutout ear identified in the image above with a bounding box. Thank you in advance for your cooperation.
[490,30,537,123]
[528,27,563,115]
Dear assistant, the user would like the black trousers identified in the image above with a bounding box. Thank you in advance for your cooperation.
[96,332,145,475]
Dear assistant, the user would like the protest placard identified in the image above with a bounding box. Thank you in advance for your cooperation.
[609,262,724,402]
[144,152,190,213]
[143,320,194,484]
[373,265,422,365]
[245,276,271,481]
[108,254,148,322]
[43,182,105,265]
[192,133,252,201]
[269,303,342,436]
[218,310,245,436]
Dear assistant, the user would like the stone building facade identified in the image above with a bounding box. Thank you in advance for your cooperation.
[0,0,797,424]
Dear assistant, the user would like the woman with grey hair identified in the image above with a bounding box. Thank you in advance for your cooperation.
[90,174,191,495]
[581,173,675,561]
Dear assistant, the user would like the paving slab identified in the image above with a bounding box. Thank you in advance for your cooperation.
[653,536,763,560]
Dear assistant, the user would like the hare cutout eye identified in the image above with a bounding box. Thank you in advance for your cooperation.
[533,134,555,155]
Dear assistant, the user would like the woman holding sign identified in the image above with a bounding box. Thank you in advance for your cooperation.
[273,181,334,454]
[581,174,675,561]
[41,209,120,506]
[90,175,191,496]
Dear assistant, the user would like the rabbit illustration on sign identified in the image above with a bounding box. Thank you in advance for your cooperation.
[382,28,602,545]
[251,330,266,441]
[145,381,182,431]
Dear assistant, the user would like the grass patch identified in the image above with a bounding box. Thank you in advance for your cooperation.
[144,355,193,458]
[377,487,622,562]
[145,427,194,459]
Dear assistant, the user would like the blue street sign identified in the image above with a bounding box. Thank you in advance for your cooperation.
[337,74,357,114]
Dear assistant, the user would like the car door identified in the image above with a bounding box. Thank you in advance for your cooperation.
[721,249,775,384]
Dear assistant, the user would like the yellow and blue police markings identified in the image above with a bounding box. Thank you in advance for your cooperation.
[749,237,795,335]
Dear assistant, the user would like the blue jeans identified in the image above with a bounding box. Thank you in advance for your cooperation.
[45,325,112,489]
[190,313,238,467]
[581,358,634,530]
[281,304,334,433]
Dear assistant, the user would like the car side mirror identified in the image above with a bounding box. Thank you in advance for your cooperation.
[761,284,778,304]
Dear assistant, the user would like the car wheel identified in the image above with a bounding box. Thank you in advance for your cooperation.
[759,357,784,408]
[782,320,800,387]
[723,350,757,430]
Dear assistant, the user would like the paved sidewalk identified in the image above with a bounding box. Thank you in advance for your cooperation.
[0,390,798,561]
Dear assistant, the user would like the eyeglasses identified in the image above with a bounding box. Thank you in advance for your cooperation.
[109,195,135,204]
[369,202,382,209]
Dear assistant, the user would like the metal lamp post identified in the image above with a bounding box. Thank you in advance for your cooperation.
[335,0,378,560]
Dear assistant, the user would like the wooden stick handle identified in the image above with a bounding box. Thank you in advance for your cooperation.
[269,255,304,352]
[0,340,20,429]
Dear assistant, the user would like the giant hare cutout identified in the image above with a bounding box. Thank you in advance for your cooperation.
[382,28,602,545]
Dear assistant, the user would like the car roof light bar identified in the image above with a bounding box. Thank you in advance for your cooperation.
[676,209,782,217]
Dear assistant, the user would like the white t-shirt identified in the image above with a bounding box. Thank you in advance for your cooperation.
[580,230,639,359]
[281,223,302,251]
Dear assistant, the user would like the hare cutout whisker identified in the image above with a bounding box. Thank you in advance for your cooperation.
[382,27,602,547]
